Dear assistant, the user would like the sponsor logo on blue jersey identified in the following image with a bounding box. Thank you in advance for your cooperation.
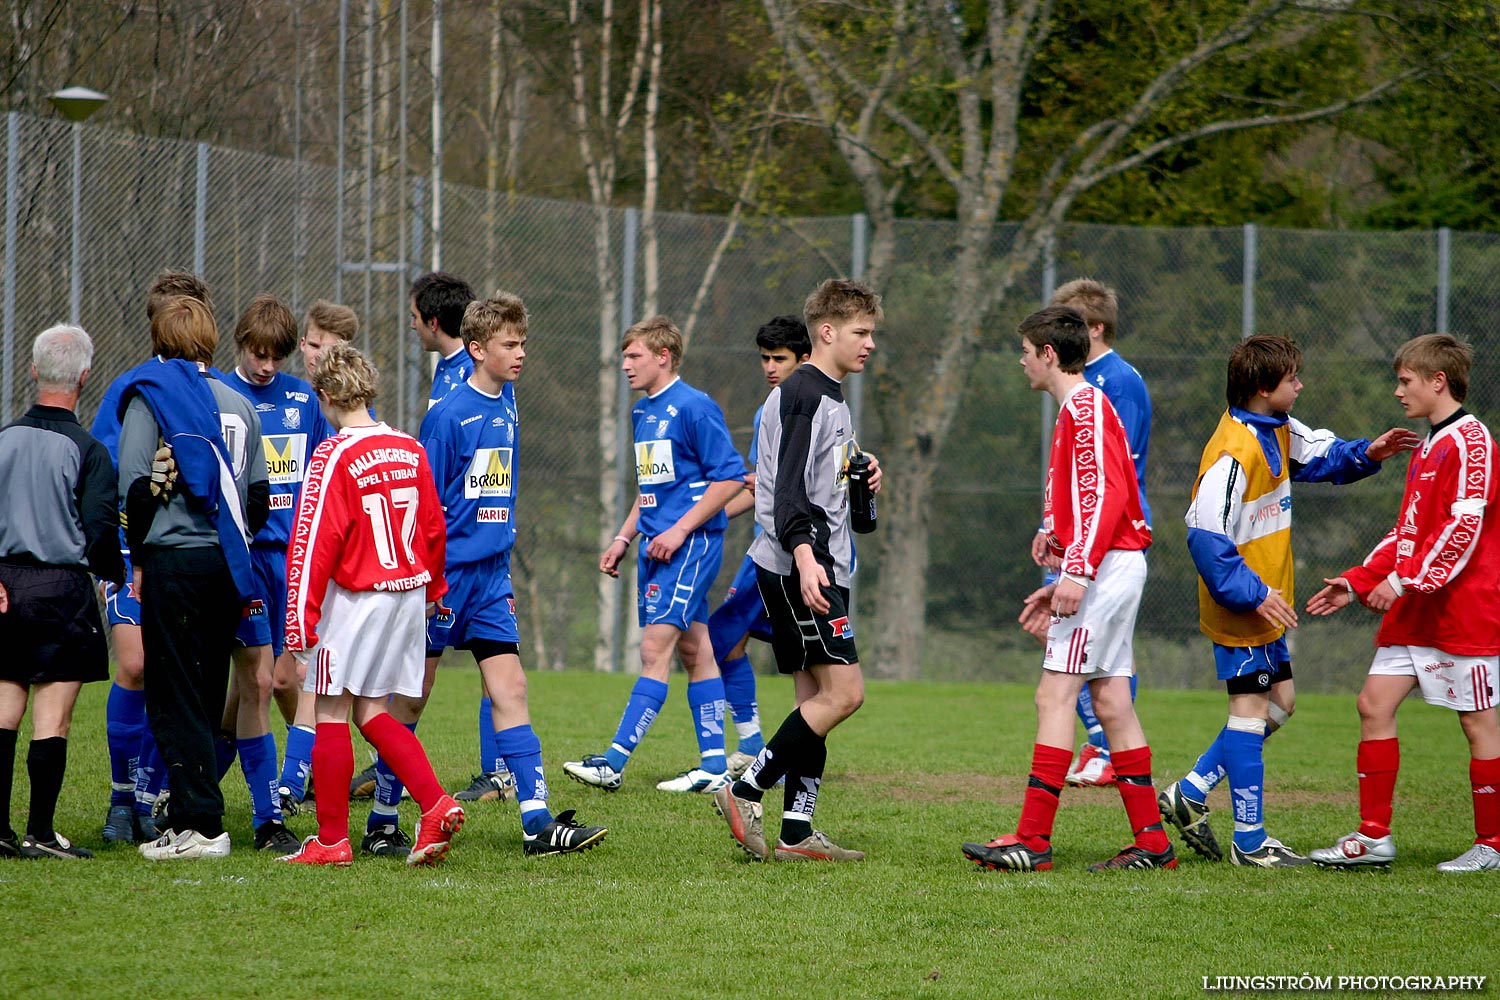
[464,448,513,498]
[264,434,308,485]
[635,440,675,484]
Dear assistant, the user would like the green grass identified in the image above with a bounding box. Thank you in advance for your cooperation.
[3,670,1496,999]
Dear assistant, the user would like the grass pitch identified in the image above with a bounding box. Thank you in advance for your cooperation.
[2,670,1495,999]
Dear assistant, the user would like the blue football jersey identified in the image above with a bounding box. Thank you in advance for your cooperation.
[216,368,333,547]
[90,372,134,557]
[430,347,474,407]
[420,380,519,567]
[1084,349,1153,526]
[633,377,746,538]
[91,372,131,461]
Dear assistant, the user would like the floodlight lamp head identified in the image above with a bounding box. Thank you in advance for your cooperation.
[47,87,109,123]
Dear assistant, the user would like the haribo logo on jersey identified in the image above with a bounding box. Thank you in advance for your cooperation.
[264,434,308,486]
[635,441,676,485]
[464,448,513,499]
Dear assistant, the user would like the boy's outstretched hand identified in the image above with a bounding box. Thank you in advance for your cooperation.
[1306,577,1355,616]
[1366,427,1422,462]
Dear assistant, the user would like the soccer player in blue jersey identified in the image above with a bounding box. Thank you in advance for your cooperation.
[411,271,478,410]
[272,299,361,809]
[95,269,210,844]
[352,273,514,813]
[703,315,810,778]
[215,294,331,854]
[1158,336,1415,865]
[1021,279,1152,789]
[565,315,748,794]
[416,291,607,855]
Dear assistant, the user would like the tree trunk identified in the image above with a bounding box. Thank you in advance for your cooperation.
[868,442,935,678]
[590,201,622,672]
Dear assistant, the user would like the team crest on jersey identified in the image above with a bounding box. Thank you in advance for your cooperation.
[828,616,853,639]
[283,407,301,430]
[464,448,513,499]
[264,434,308,486]
[635,440,676,485]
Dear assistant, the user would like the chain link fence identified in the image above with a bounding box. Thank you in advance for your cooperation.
[4,112,1497,688]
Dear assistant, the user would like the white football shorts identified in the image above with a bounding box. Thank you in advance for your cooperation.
[1369,644,1498,713]
[305,583,427,699]
[1043,548,1146,679]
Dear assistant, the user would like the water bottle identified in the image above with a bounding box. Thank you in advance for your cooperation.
[847,450,876,534]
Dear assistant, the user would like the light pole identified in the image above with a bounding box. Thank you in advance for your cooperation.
[47,86,108,324]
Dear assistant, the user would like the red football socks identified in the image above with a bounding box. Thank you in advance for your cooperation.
[1112,745,1170,853]
[1016,743,1072,852]
[1470,755,1500,847]
[1356,738,1400,839]
[312,722,354,845]
[357,713,443,811]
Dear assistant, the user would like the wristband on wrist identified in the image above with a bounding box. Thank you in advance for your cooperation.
[613,535,632,546]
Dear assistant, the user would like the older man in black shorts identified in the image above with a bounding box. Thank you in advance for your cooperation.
[0,324,124,859]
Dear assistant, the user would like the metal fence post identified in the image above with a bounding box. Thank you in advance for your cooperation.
[1437,226,1451,333]
[68,121,82,324]
[1242,222,1257,339]
[193,142,208,275]
[2,113,16,424]
[1039,230,1057,498]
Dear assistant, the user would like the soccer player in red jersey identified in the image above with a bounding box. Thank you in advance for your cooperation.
[963,304,1172,872]
[278,344,463,867]
[1307,334,1500,873]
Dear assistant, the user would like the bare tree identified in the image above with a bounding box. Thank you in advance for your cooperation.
[568,0,652,672]
[761,0,1435,677]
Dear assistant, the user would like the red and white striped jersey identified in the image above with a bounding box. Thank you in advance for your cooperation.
[1343,412,1500,655]
[1043,381,1151,580]
[284,423,447,652]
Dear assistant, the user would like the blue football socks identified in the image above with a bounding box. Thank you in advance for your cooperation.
[1223,717,1268,853]
[106,684,147,807]
[368,720,418,832]
[603,676,668,773]
[496,724,551,836]
[719,656,764,757]
[279,724,315,801]
[237,733,282,826]
[687,677,728,774]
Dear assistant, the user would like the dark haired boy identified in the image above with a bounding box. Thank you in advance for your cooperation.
[1156,335,1415,866]
[700,314,812,778]
[964,305,1167,872]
